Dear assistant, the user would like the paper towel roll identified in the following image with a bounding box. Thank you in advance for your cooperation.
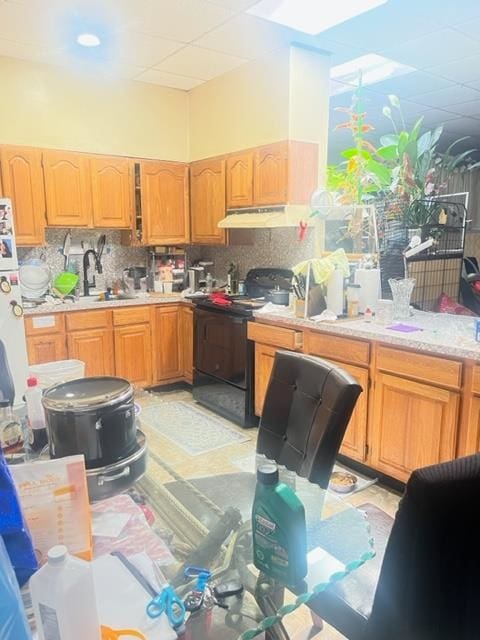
[326,269,344,315]
[354,268,381,313]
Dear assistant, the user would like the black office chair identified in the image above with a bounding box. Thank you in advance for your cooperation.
[257,350,362,489]
[310,452,480,640]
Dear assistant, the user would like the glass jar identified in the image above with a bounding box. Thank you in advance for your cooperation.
[0,403,24,456]
[389,278,416,320]
[346,283,361,317]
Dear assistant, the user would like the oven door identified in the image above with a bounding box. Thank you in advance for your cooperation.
[194,306,248,389]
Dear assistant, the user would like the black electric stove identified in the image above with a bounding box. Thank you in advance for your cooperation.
[191,268,292,428]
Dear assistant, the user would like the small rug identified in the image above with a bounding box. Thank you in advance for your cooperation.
[139,400,250,456]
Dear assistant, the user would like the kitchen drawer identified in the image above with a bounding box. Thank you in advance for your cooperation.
[376,345,462,390]
[247,321,303,350]
[472,366,480,395]
[305,331,369,366]
[25,313,65,336]
[66,309,110,331]
[113,305,151,326]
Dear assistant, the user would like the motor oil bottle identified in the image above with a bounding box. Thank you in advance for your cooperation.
[252,463,307,586]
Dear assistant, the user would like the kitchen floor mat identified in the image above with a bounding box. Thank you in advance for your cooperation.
[139,400,250,456]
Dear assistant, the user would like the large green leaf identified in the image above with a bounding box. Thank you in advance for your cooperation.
[397,131,409,156]
[341,148,372,160]
[376,145,398,160]
[409,117,424,143]
[445,136,470,156]
[366,159,392,185]
[447,148,477,170]
[430,125,443,148]
[380,134,399,146]
[417,131,432,158]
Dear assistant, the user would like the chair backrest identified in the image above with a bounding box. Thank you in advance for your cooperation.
[366,453,480,640]
[256,350,362,488]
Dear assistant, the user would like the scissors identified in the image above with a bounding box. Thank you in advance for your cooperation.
[101,626,146,640]
[146,583,186,629]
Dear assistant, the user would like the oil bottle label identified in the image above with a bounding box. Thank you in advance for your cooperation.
[39,603,61,640]
[253,510,290,579]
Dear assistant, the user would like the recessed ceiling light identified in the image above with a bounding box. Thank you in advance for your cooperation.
[76,33,101,48]
[330,53,416,95]
[248,0,388,35]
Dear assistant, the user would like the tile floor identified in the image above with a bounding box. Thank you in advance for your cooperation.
[136,387,402,639]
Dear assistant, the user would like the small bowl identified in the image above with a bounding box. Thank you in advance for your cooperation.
[329,471,357,493]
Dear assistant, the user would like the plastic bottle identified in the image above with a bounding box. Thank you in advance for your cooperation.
[252,463,307,586]
[25,376,48,452]
[205,272,213,293]
[30,545,101,640]
[0,536,31,640]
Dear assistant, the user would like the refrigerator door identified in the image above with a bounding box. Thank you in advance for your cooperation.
[0,271,28,408]
[0,198,18,271]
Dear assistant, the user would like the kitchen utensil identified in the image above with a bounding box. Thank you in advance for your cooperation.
[19,262,51,299]
[62,231,71,271]
[97,234,106,263]
[53,272,79,296]
[42,376,136,469]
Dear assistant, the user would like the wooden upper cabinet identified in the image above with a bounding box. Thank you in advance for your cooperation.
[226,151,254,208]
[141,161,189,245]
[0,146,45,246]
[254,142,288,205]
[190,157,226,245]
[43,150,92,227]
[90,156,132,229]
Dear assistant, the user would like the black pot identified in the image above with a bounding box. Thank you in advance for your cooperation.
[42,377,136,470]
[265,287,290,306]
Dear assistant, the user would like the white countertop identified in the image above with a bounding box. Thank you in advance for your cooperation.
[253,308,480,362]
[23,294,186,315]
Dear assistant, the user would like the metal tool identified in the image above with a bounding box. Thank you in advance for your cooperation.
[146,581,186,629]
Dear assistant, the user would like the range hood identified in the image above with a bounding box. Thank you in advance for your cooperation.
[218,205,311,229]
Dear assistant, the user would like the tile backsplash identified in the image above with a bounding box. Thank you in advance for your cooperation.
[17,229,148,291]
[188,227,317,284]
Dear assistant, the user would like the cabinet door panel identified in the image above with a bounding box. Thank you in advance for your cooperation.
[154,306,182,382]
[43,150,92,227]
[371,373,459,482]
[141,161,189,245]
[114,324,152,388]
[336,363,369,462]
[254,142,288,205]
[226,151,253,208]
[190,158,226,245]
[27,334,66,365]
[0,146,45,245]
[67,329,114,377]
[181,306,193,383]
[91,156,132,228]
[254,343,277,417]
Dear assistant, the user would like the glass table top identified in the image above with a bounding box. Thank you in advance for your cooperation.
[138,451,375,640]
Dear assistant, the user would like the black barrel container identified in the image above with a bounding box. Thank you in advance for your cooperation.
[42,377,136,469]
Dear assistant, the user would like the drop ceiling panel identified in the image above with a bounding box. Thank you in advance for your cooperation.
[383,29,480,69]
[135,0,232,43]
[442,117,480,136]
[426,54,480,84]
[107,32,183,68]
[419,0,480,27]
[205,0,259,10]
[193,13,291,60]
[449,101,480,119]
[368,72,455,99]
[135,68,204,89]
[412,84,480,108]
[155,45,247,80]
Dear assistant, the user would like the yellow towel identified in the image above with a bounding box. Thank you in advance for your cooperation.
[293,249,350,284]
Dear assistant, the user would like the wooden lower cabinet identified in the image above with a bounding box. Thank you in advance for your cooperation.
[114,323,152,388]
[181,306,194,383]
[153,306,183,383]
[254,343,278,417]
[27,334,67,365]
[67,329,114,377]
[370,372,459,483]
[336,363,369,463]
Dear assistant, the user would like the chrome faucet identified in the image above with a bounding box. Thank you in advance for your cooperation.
[83,249,102,296]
